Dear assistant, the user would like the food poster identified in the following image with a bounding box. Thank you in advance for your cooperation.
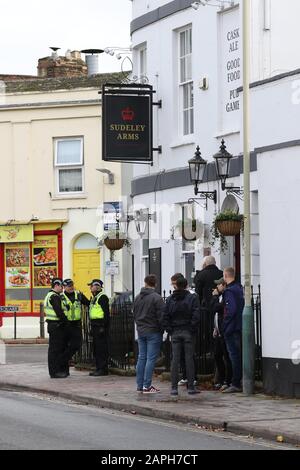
[32,235,58,313]
[33,235,58,287]
[5,244,31,313]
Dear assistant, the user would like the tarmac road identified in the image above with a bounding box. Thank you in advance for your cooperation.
[0,390,292,451]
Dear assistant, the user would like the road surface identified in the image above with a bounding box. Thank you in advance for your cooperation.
[0,390,292,451]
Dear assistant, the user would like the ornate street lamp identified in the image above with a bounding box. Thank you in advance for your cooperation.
[134,210,156,238]
[117,213,134,234]
[213,139,243,197]
[188,146,217,204]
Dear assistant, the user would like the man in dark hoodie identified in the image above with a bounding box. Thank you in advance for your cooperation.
[222,267,245,393]
[162,276,200,396]
[133,275,165,394]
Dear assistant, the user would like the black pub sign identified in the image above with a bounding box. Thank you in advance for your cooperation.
[102,83,153,163]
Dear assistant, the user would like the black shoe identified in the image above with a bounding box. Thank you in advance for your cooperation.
[90,370,109,377]
[50,372,69,379]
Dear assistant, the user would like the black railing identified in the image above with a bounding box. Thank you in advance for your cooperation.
[109,300,135,370]
[162,286,263,380]
[75,306,94,365]
[75,301,135,370]
[75,286,262,380]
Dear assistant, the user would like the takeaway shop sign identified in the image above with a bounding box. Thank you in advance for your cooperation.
[102,84,153,163]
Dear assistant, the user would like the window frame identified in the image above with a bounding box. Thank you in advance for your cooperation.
[139,45,147,79]
[54,137,84,195]
[178,26,194,136]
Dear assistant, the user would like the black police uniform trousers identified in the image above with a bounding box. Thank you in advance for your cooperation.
[47,321,69,377]
[91,321,109,373]
[60,321,82,374]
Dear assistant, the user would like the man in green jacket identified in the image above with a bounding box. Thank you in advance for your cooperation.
[60,278,90,376]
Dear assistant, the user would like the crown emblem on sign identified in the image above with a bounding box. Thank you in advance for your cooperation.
[122,107,135,122]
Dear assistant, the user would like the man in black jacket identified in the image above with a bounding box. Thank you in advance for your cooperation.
[163,277,200,396]
[60,278,90,376]
[210,278,232,391]
[44,278,69,379]
[133,275,164,394]
[195,256,223,308]
[88,279,110,377]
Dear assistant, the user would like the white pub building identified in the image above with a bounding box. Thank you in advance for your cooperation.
[130,0,300,397]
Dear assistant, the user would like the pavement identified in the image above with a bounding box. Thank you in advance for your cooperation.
[0,362,299,446]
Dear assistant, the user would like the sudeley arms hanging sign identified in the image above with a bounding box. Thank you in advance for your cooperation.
[102,84,153,163]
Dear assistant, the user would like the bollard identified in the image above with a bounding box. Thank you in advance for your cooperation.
[14,312,17,340]
[40,303,45,339]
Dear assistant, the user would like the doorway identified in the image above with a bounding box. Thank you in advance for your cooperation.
[72,234,100,298]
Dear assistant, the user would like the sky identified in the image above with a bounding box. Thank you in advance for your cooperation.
[0,0,132,75]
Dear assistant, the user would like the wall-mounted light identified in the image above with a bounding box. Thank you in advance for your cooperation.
[188,146,217,205]
[213,139,243,198]
[134,210,157,238]
[96,168,115,185]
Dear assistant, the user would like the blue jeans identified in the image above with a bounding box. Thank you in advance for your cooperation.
[225,331,242,388]
[136,332,162,389]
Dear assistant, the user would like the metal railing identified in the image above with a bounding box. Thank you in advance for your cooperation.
[75,301,135,370]
[74,286,262,380]
[161,286,262,379]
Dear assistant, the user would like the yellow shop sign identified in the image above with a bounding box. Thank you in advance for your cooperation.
[0,225,34,243]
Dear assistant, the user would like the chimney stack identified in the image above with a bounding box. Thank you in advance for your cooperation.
[37,48,88,78]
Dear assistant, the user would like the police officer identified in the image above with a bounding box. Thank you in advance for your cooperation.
[44,278,69,379]
[88,279,110,377]
[60,279,90,376]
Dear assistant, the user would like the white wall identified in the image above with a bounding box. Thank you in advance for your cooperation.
[258,146,300,360]
[0,317,45,340]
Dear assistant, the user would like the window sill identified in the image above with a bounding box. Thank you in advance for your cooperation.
[51,193,88,201]
[170,138,195,149]
[214,129,240,139]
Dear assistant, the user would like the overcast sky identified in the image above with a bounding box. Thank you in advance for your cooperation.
[0,0,132,75]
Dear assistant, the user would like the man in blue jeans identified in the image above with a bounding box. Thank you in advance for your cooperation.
[133,274,164,394]
[222,267,245,393]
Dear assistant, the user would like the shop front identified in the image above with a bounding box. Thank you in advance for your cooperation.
[0,224,63,327]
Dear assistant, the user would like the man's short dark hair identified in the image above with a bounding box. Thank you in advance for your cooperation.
[144,274,157,288]
[171,273,184,282]
[175,276,188,290]
[224,267,235,279]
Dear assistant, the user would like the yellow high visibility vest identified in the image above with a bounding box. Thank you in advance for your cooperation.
[61,291,82,321]
[89,292,106,320]
[44,291,60,321]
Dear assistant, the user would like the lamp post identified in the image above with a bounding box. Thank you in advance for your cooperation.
[242,0,255,396]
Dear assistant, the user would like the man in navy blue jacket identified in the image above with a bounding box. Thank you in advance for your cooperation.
[222,267,245,393]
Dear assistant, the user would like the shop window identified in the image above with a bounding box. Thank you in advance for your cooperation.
[54,138,84,194]
[2,231,61,315]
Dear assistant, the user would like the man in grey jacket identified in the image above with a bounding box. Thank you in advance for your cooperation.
[133,274,164,394]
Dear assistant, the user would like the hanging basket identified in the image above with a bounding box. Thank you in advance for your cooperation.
[104,238,125,251]
[216,219,242,236]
